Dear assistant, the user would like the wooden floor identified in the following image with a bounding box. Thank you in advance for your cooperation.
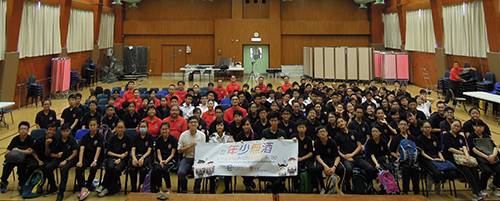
[0,75,498,200]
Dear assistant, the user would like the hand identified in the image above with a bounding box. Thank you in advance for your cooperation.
[190,142,197,147]
[46,138,53,145]
[328,167,336,175]
[132,158,138,167]
[91,161,97,167]
[57,152,63,158]
[345,154,352,158]
[324,169,332,176]
[114,158,121,165]
[77,161,83,168]
[11,148,19,152]
[38,161,44,166]
[292,137,297,142]
[375,164,381,169]
[278,137,284,140]
[240,140,244,143]
[465,156,471,163]
[347,157,354,162]
[380,119,388,125]
[440,158,445,162]
[59,160,67,167]
[138,158,144,167]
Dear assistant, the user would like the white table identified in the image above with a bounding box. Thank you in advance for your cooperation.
[180,66,217,82]
[225,67,244,80]
[463,92,500,120]
[0,102,15,129]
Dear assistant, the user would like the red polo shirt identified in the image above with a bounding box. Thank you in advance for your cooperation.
[202,110,217,127]
[213,87,228,101]
[123,90,134,101]
[255,84,268,93]
[281,83,292,93]
[140,116,163,138]
[449,67,464,82]
[130,98,142,112]
[174,90,188,103]
[165,94,179,107]
[114,98,124,109]
[162,116,188,139]
[226,83,241,95]
[223,107,247,123]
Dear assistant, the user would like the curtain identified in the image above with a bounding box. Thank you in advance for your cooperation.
[443,1,489,58]
[384,12,402,49]
[17,1,61,59]
[0,0,6,61]
[98,12,115,49]
[405,9,436,53]
[67,8,94,53]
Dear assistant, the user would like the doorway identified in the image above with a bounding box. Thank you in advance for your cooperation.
[243,45,269,74]
[162,45,186,74]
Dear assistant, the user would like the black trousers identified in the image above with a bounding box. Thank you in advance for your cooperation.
[1,162,28,186]
[478,162,500,190]
[45,158,77,191]
[454,162,482,194]
[129,157,151,192]
[153,162,175,189]
[76,157,103,189]
[341,155,377,191]
[400,162,420,194]
[102,157,128,193]
[315,157,346,189]
[445,80,461,105]
[209,177,231,193]
[292,160,319,190]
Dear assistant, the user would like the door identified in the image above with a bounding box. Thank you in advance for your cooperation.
[162,45,186,73]
[243,45,269,74]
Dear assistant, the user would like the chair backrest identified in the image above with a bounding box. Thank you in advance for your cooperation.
[157,91,168,96]
[150,87,159,92]
[138,87,148,94]
[140,94,149,100]
[85,99,90,105]
[485,72,495,82]
[99,105,107,112]
[120,91,125,98]
[221,104,231,111]
[200,87,209,91]
[155,94,163,99]
[112,87,122,92]
[187,87,193,92]
[75,129,89,141]
[495,82,500,91]
[55,119,62,127]
[199,89,208,96]
[162,87,169,92]
[124,129,137,139]
[98,99,108,105]
[444,70,450,78]
[221,98,231,105]
[28,75,36,88]
[30,129,46,141]
[55,127,62,139]
[97,94,108,100]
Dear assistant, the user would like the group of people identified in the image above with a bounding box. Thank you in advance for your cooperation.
[2,66,499,201]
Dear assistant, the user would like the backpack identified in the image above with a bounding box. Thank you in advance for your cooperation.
[21,168,45,198]
[352,171,370,194]
[378,170,400,195]
[95,86,104,95]
[298,171,312,193]
[398,139,418,165]
[99,124,114,148]
[140,170,153,193]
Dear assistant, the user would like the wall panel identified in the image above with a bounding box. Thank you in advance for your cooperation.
[124,0,232,21]
[281,0,367,21]
[411,52,438,88]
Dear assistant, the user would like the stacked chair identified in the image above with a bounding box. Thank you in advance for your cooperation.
[438,70,450,98]
[477,72,495,92]
[26,75,43,108]
[459,69,479,92]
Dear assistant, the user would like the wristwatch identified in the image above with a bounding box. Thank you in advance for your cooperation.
[93,159,97,163]
[65,158,69,162]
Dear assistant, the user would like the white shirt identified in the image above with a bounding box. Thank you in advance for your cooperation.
[197,104,208,114]
[209,132,233,143]
[178,130,206,158]
[180,103,195,119]
[417,101,432,119]
[267,97,275,103]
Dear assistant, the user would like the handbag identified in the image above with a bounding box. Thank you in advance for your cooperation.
[377,156,395,170]
[473,138,499,164]
[5,150,27,164]
[453,154,478,167]
[431,159,457,171]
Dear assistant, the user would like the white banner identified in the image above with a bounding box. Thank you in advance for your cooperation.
[193,140,298,178]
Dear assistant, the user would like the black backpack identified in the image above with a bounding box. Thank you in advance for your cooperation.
[99,124,114,148]
[352,171,371,194]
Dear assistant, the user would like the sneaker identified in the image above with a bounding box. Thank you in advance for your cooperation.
[98,188,108,197]
[472,193,484,201]
[44,186,58,196]
[95,185,104,193]
[489,183,500,197]
[319,188,326,194]
[435,182,441,195]
[426,175,434,190]
[480,189,490,199]
[79,188,90,201]
[56,193,64,201]
[326,187,336,194]
[166,191,172,194]
[0,181,8,193]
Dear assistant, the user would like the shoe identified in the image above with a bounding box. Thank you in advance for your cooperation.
[251,181,256,189]
[480,189,490,199]
[95,185,104,193]
[56,193,64,201]
[435,182,441,195]
[98,188,108,197]
[166,191,172,194]
[44,186,58,196]
[245,185,253,193]
[319,188,326,194]
[326,187,336,194]
[426,175,434,190]
[0,181,8,193]
[180,189,187,194]
[79,188,90,201]
[489,183,500,197]
[193,188,201,194]
[472,193,483,201]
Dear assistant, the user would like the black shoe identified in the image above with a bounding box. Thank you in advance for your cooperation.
[194,188,201,194]
[44,186,58,196]
[251,182,256,189]
[56,193,64,201]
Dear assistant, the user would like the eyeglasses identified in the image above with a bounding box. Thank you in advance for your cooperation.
[399,123,408,126]
[189,121,198,124]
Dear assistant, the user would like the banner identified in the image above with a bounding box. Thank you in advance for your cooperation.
[193,140,298,178]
